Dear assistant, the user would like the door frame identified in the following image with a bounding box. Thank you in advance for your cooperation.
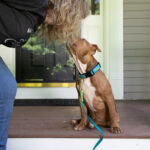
[103,0,124,99]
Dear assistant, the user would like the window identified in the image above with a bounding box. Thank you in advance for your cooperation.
[16,29,78,83]
[89,0,100,15]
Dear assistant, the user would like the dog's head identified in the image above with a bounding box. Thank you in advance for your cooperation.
[67,39,101,64]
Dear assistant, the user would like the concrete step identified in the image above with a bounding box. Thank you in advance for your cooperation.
[7,138,150,150]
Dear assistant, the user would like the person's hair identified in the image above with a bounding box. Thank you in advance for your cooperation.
[41,0,89,43]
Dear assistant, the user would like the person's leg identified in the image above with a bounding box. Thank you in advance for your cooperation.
[0,57,17,150]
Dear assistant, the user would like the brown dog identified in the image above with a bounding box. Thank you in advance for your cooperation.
[67,39,121,134]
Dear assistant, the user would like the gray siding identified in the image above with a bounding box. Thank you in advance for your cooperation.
[124,0,150,99]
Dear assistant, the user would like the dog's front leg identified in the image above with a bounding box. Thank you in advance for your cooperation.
[105,97,122,134]
[73,93,88,131]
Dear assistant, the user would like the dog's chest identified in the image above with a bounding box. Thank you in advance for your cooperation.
[80,78,96,112]
[71,54,96,111]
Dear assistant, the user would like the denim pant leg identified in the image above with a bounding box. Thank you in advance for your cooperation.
[0,57,17,150]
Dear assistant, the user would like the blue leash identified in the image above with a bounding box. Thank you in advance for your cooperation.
[80,90,104,150]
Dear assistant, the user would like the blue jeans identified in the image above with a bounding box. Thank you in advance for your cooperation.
[0,57,17,150]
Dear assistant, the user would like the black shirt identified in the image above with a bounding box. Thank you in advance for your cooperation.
[2,0,48,20]
[0,0,48,42]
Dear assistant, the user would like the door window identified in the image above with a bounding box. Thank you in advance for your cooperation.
[16,28,78,83]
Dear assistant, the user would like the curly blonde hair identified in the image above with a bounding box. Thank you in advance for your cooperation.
[41,0,89,43]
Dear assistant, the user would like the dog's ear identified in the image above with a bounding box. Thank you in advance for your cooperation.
[92,44,101,52]
[91,44,101,55]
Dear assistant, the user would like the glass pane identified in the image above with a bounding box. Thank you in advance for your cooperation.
[89,0,100,15]
[16,28,77,83]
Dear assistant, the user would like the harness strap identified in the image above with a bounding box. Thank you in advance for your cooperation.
[80,90,104,150]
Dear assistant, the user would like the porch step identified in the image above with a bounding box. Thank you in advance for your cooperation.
[9,100,150,138]
[7,138,150,150]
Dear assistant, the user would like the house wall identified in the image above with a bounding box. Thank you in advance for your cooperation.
[124,0,150,99]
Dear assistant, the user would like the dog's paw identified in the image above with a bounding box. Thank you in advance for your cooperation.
[72,119,80,125]
[110,127,122,134]
[89,122,95,129]
[74,123,85,131]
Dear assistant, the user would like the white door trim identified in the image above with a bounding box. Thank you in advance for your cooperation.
[103,0,124,99]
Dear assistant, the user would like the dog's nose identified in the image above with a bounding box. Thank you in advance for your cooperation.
[72,43,77,48]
